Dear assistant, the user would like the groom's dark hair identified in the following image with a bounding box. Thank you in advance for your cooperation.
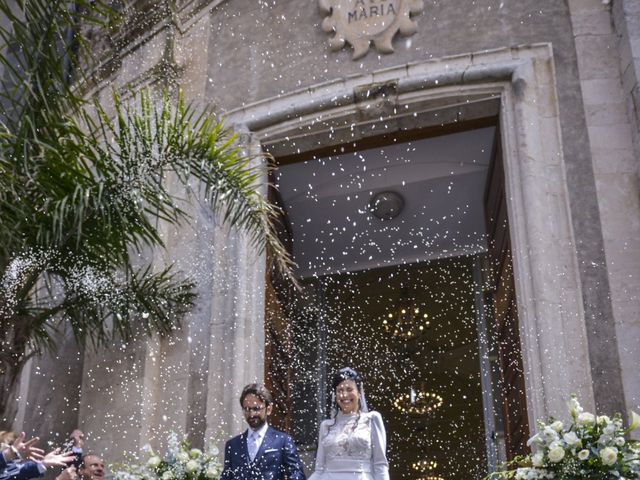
[240,383,273,406]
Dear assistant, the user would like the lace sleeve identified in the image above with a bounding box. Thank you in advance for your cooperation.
[370,412,390,480]
[308,420,329,480]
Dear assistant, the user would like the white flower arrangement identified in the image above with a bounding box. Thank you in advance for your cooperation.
[112,433,222,480]
[488,395,640,480]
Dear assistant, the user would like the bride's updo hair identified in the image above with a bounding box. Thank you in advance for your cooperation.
[331,367,363,394]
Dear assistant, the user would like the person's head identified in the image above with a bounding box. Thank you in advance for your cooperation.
[0,431,16,447]
[239,383,273,430]
[332,367,363,414]
[79,455,105,480]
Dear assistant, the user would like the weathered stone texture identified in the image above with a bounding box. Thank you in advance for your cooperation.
[11,0,640,460]
[571,0,640,423]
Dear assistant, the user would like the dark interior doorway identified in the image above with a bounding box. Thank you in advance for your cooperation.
[264,121,529,479]
[319,258,487,479]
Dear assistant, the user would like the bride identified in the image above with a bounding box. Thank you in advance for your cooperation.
[309,367,390,480]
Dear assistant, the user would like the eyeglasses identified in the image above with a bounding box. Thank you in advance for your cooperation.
[242,406,266,414]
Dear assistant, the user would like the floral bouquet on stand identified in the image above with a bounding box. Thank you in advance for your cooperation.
[112,432,223,480]
[488,395,640,480]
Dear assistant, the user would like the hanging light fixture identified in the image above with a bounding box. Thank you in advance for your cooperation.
[411,459,438,473]
[393,386,443,415]
[382,287,430,340]
[384,287,441,417]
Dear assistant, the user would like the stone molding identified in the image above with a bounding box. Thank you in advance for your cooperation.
[226,43,596,428]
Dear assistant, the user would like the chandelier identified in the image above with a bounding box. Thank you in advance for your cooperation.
[412,459,438,473]
[382,288,430,340]
[393,386,443,415]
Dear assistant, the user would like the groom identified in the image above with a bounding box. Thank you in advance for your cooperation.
[220,383,306,480]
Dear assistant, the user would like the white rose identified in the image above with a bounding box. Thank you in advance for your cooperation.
[162,471,173,480]
[600,446,618,466]
[548,446,565,463]
[567,397,583,417]
[527,434,541,447]
[615,437,625,447]
[597,415,611,426]
[578,412,596,426]
[629,411,640,431]
[603,424,616,436]
[598,434,612,445]
[542,427,559,443]
[563,432,581,447]
[146,456,162,469]
[204,468,218,479]
[550,421,563,432]
[532,452,544,467]
[577,449,590,461]
[526,470,538,480]
[185,460,200,473]
[189,449,202,459]
[176,452,190,463]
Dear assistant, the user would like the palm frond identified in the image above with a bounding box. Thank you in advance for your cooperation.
[5,259,195,353]
[0,0,295,386]
[100,89,296,276]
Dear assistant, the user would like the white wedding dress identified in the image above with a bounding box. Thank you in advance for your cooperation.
[308,411,390,480]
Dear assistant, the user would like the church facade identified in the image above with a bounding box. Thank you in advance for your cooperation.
[13,1,640,479]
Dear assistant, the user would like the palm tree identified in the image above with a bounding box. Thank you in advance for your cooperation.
[0,0,292,429]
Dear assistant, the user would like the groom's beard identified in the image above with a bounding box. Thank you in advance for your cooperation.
[247,416,266,429]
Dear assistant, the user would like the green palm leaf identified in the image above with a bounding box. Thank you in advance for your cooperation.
[0,0,294,428]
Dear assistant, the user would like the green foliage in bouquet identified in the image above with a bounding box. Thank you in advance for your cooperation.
[488,395,640,480]
[112,433,223,480]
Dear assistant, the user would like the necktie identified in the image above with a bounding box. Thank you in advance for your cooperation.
[248,432,259,461]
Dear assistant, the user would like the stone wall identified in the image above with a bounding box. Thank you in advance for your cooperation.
[612,0,640,177]
[12,0,640,464]
[569,0,640,430]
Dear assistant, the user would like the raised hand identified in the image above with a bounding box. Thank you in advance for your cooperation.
[42,448,76,468]
[56,466,78,480]
[13,432,44,461]
[69,430,84,449]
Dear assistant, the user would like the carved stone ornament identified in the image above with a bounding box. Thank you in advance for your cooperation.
[319,0,424,60]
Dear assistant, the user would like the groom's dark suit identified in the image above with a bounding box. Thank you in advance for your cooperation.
[220,426,305,480]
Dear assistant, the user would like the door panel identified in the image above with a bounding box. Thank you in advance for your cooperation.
[484,130,530,459]
[264,186,295,432]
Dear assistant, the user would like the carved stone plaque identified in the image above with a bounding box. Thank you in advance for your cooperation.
[319,0,424,60]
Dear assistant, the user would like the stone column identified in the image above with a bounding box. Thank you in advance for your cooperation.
[204,131,267,445]
[570,0,640,419]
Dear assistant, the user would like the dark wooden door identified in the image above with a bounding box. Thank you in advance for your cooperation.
[484,129,530,460]
[264,187,295,432]
[265,179,328,449]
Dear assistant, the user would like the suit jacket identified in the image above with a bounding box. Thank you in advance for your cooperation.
[0,458,42,480]
[221,426,306,480]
